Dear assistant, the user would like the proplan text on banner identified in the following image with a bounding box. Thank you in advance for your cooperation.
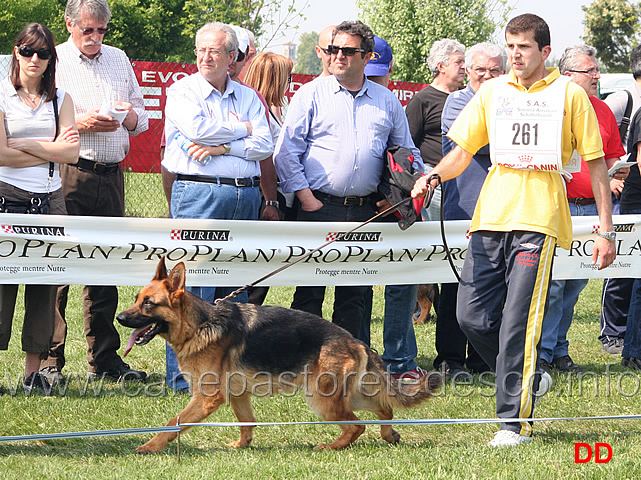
[0,214,639,286]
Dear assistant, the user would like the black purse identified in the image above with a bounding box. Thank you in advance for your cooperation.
[0,93,59,215]
[0,194,50,214]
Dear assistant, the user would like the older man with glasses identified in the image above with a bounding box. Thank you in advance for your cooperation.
[435,42,507,382]
[39,0,148,385]
[161,21,273,392]
[538,45,626,376]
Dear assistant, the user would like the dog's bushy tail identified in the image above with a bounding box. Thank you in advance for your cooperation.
[362,349,442,410]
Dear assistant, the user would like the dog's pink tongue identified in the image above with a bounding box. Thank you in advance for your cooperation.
[123,327,146,357]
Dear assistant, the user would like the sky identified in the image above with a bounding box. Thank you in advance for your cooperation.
[270,0,592,60]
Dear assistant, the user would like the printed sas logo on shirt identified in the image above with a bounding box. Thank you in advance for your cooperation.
[325,232,382,242]
[170,229,230,241]
[1,224,66,237]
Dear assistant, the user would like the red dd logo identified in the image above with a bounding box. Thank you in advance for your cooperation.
[574,442,613,463]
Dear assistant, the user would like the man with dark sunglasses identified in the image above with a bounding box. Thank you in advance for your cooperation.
[274,21,422,339]
[314,25,336,78]
[39,0,148,385]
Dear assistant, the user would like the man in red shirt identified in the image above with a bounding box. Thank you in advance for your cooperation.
[538,44,625,375]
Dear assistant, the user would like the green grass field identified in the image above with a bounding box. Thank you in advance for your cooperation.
[1,281,640,479]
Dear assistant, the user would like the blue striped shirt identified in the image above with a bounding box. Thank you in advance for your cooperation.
[274,75,422,197]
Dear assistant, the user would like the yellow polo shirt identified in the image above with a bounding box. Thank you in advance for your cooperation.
[447,68,604,249]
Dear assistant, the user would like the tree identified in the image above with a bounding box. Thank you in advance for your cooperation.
[357,0,511,83]
[0,0,65,51]
[0,0,307,61]
[582,0,640,73]
[180,0,308,50]
[293,31,321,75]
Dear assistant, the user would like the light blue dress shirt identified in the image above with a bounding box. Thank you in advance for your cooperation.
[274,75,422,197]
[162,72,273,178]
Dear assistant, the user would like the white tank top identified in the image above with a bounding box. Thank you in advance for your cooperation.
[0,78,65,193]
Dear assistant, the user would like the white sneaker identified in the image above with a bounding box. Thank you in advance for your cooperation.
[534,370,553,406]
[488,430,533,447]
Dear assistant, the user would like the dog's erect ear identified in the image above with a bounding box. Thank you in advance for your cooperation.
[167,262,186,293]
[154,256,169,281]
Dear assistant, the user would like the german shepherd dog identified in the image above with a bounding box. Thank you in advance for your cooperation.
[117,258,441,452]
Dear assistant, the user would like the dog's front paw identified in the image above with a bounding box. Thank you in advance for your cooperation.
[226,439,251,448]
[312,443,331,450]
[136,441,166,454]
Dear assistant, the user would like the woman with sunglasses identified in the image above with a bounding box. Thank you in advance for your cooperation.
[0,23,79,394]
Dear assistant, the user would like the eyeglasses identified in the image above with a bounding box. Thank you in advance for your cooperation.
[18,45,51,60]
[568,68,600,77]
[194,48,223,57]
[236,50,246,63]
[326,45,366,56]
[288,74,292,84]
[319,46,331,55]
[472,67,502,76]
[77,26,109,36]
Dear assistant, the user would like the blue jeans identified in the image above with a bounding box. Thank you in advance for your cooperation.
[621,207,641,359]
[166,179,260,391]
[171,179,260,220]
[540,201,596,363]
[540,278,589,362]
[381,284,419,375]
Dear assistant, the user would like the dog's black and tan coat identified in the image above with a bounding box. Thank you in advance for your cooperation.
[117,258,441,452]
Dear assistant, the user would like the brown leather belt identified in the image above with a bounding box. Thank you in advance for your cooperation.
[74,157,121,175]
[568,197,595,206]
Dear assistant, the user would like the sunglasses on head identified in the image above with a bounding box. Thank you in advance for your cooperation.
[326,45,366,56]
[18,45,51,60]
[78,27,109,36]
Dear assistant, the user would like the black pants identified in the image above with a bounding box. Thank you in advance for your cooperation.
[458,231,555,437]
[434,282,489,372]
[599,278,632,342]
[42,164,125,373]
[290,197,376,338]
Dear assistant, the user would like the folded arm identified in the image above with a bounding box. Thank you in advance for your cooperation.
[3,94,80,165]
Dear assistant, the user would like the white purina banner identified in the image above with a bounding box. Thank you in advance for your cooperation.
[0,214,639,286]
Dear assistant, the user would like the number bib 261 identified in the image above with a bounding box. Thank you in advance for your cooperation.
[490,76,570,173]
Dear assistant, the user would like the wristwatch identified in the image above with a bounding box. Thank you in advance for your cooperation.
[596,230,616,241]
[223,143,231,154]
[265,200,280,208]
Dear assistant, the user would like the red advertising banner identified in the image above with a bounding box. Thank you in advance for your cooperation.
[127,61,428,173]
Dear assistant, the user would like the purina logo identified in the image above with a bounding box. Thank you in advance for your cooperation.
[1,224,65,236]
[518,154,534,164]
[325,232,382,242]
[614,223,635,233]
[592,223,635,234]
[170,229,230,241]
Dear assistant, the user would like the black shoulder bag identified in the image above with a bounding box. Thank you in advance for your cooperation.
[0,93,58,214]
[619,89,633,144]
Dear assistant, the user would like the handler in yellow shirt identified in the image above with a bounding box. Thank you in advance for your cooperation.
[412,13,616,448]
